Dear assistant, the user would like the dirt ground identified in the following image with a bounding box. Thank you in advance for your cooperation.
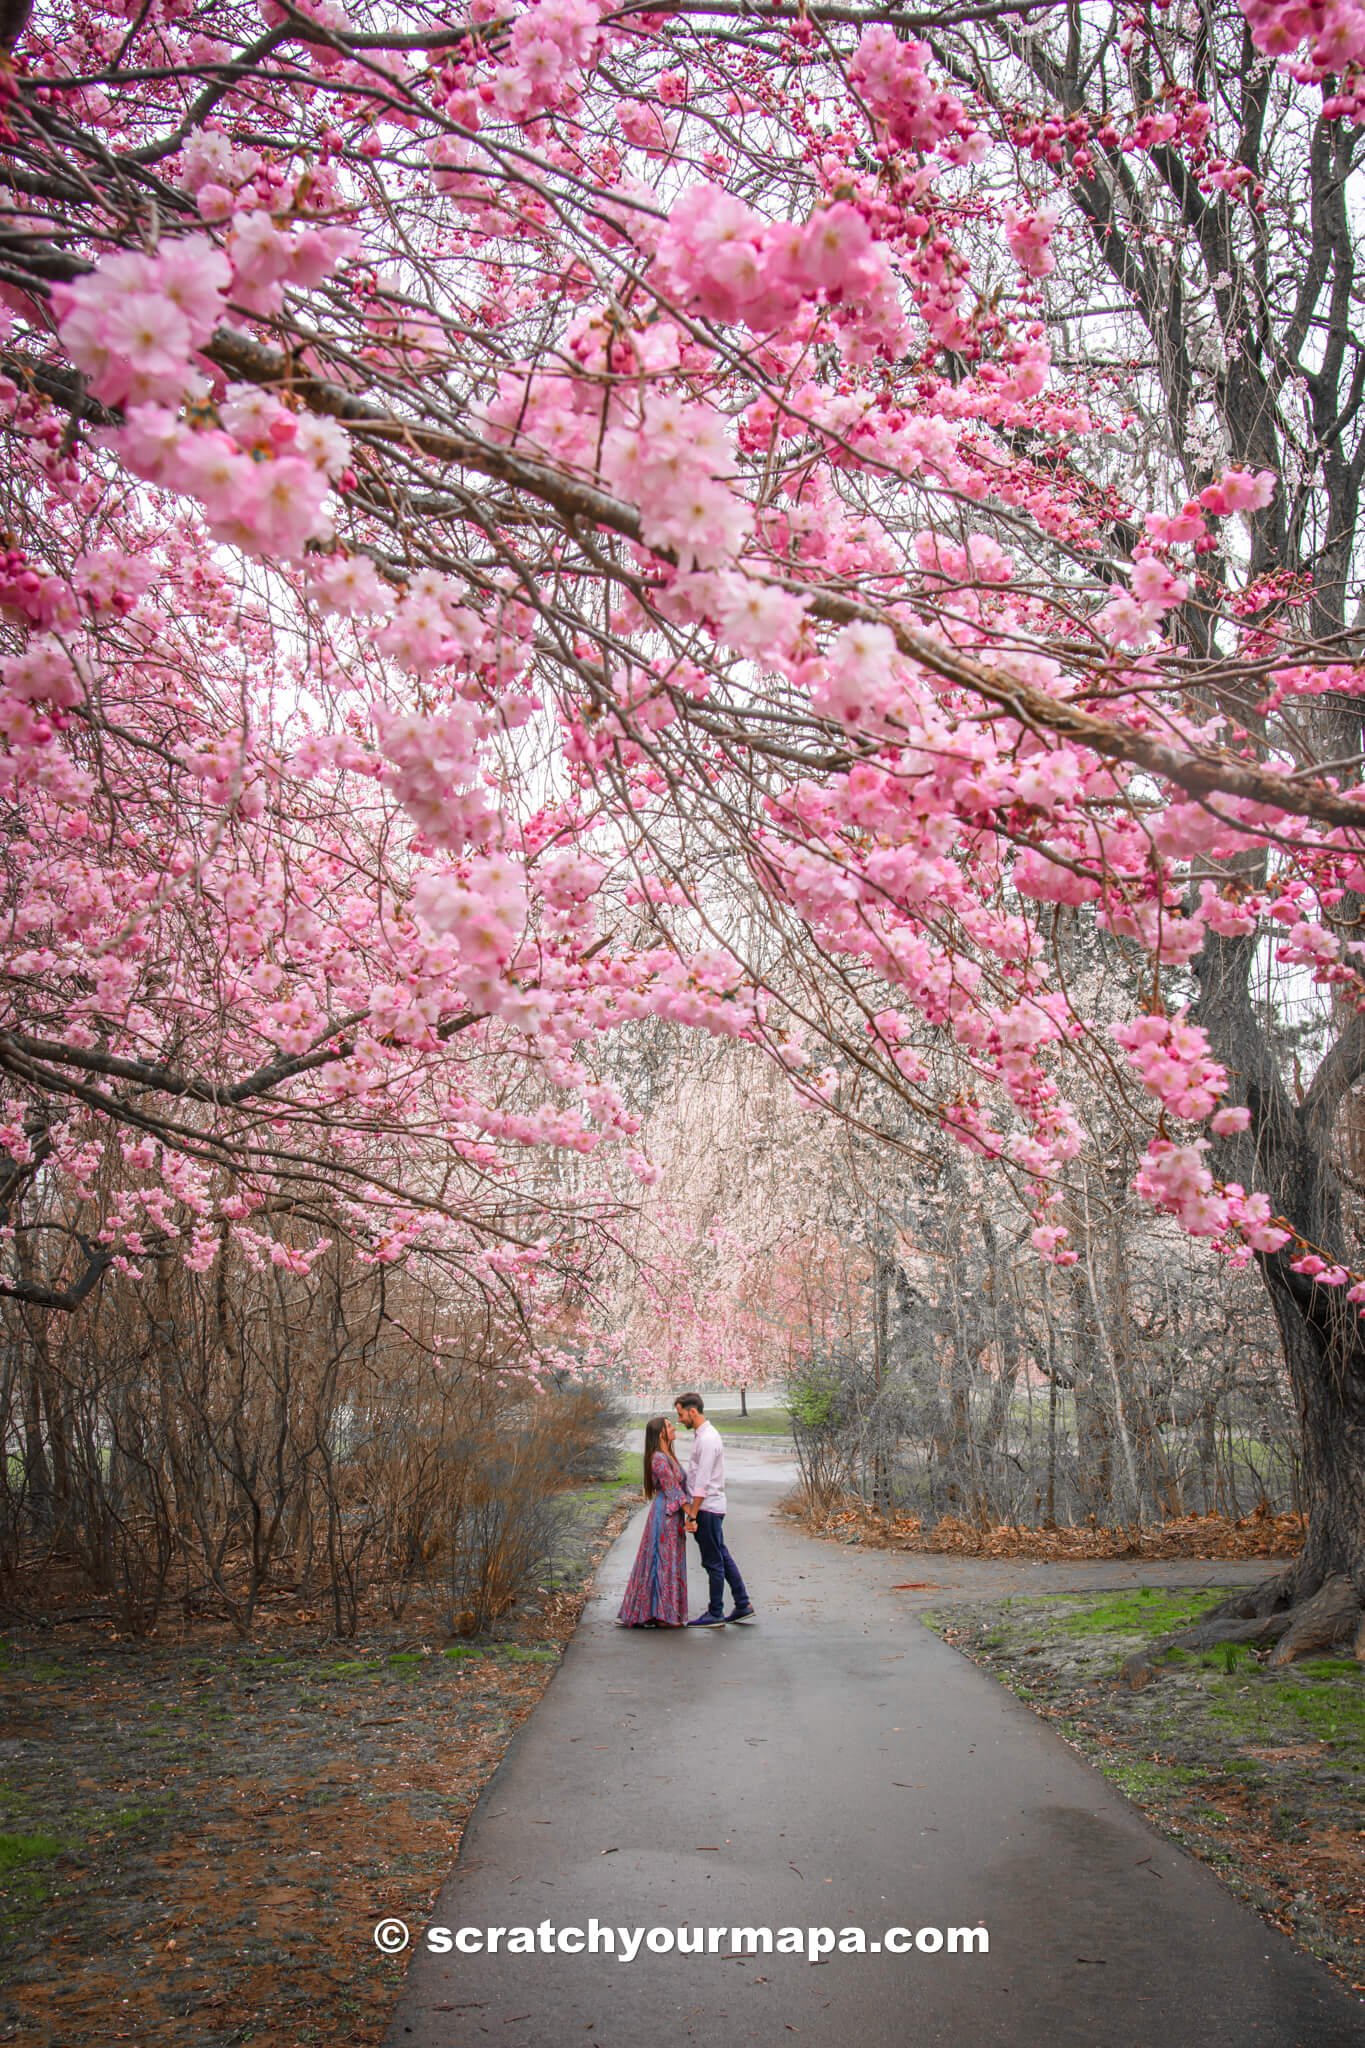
[924,1587,1365,1993]
[0,1490,635,2047]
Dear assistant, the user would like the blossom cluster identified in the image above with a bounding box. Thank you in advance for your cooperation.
[116,395,343,560]
[55,230,356,560]
[847,28,981,157]
[1003,207,1058,278]
[52,237,230,407]
[1111,1013,1233,1122]
[1240,0,1365,83]
[488,0,608,119]
[653,186,910,357]
[601,394,753,570]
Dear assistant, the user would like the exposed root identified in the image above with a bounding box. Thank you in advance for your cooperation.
[1119,1572,1363,1689]
[1267,1575,1363,1666]
[1199,1569,1297,1624]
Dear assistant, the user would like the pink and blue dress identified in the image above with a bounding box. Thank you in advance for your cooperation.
[616,1452,689,1627]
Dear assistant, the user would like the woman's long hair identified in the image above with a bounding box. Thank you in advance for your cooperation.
[642,1414,674,1497]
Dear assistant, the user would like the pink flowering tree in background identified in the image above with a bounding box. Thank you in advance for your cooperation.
[602,1036,857,1404]
[3,0,1365,1647]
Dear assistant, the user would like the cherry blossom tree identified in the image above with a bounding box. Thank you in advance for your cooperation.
[602,1033,859,1398]
[3,0,1365,1648]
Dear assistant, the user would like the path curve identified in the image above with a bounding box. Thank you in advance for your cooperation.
[385,1445,1362,2048]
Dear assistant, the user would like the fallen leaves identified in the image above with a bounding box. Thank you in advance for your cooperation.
[802,1497,1306,1561]
[0,1497,637,2046]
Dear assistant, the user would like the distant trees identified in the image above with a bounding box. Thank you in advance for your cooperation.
[607,1036,1297,1533]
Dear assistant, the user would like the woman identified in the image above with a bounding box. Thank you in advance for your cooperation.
[616,1414,690,1628]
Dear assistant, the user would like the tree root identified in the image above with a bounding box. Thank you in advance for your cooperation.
[1198,1568,1298,1623]
[1268,1575,1364,1666]
[1119,1573,1363,1689]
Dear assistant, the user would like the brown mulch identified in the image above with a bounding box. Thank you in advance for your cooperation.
[790,1494,1307,1560]
[0,1495,635,2048]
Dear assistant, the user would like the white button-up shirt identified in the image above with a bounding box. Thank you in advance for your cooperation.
[684,1418,726,1513]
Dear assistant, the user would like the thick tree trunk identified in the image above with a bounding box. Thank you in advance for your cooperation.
[1173,930,1365,1663]
[1255,1248,1365,1604]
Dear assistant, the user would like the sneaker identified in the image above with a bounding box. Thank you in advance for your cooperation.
[687,1613,727,1627]
[726,1604,757,1623]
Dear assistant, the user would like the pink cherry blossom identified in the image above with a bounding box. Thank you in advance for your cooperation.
[1004,207,1058,278]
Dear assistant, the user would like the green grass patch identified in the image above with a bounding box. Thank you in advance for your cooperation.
[698,1407,791,1437]
[1283,1685,1365,1748]
[0,1828,63,1907]
[1,1656,63,1684]
[624,1407,792,1439]
[0,1831,61,1876]
[497,1645,557,1664]
[1202,1665,1365,1752]
[109,1798,175,1832]
[1047,1589,1226,1638]
[1104,1759,1205,1801]
[575,1474,635,1510]
[1201,1641,1253,1676]
[568,1443,639,1499]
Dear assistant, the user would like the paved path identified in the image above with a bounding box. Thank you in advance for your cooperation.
[386,1446,1362,2048]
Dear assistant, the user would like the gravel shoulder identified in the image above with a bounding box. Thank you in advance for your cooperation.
[923,1587,1365,1992]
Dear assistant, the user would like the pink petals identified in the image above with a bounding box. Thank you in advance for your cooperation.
[1003,207,1058,278]
[1112,1012,1229,1121]
[652,185,908,355]
[53,236,229,407]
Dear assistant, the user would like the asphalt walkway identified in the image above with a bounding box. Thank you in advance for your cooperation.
[385,1444,1362,2047]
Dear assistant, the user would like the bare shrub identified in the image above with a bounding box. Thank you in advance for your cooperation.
[0,1240,620,1639]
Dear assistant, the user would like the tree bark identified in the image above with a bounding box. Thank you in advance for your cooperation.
[1185,932,1365,1651]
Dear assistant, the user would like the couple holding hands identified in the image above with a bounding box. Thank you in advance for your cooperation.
[616,1393,756,1630]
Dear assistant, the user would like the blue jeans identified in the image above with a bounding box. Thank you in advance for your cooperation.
[693,1510,749,1618]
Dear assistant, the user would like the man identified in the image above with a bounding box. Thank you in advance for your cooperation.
[674,1392,756,1628]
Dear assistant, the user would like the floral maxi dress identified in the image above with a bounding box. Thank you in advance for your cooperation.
[617,1452,689,1626]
